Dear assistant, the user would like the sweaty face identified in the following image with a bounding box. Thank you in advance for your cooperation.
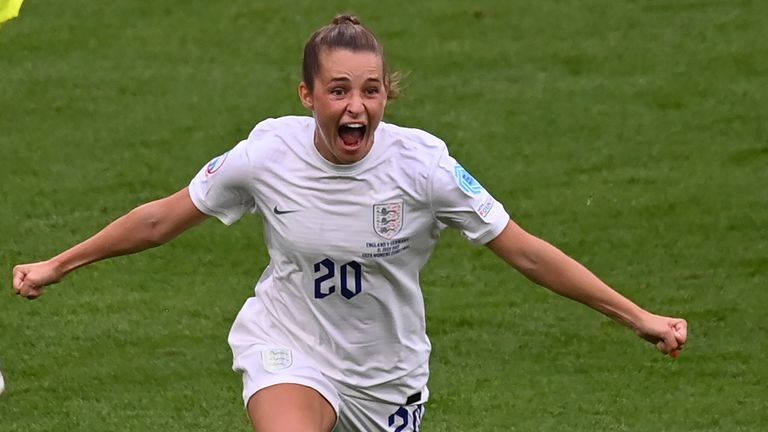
[300,49,388,165]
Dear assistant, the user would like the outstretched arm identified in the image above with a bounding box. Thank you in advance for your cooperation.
[486,220,687,357]
[12,187,208,299]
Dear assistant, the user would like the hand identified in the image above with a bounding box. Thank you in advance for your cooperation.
[635,313,688,358]
[12,260,66,300]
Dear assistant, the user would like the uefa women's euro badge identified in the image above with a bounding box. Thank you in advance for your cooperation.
[205,152,229,176]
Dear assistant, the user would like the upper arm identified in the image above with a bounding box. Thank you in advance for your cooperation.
[429,150,510,245]
[187,141,258,225]
[485,220,542,271]
[139,187,209,242]
[161,187,210,230]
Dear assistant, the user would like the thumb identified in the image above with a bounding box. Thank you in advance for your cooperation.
[12,266,29,294]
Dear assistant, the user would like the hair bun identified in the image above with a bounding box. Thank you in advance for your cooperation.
[332,14,361,25]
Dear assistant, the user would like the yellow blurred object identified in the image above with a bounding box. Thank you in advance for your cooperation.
[0,0,25,27]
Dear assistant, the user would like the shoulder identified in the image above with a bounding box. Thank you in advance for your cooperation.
[377,122,450,176]
[236,115,313,164]
[379,122,448,154]
[246,115,313,143]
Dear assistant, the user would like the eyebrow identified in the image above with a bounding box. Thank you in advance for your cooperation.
[328,77,382,84]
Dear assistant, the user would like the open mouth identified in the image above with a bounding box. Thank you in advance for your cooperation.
[338,123,367,150]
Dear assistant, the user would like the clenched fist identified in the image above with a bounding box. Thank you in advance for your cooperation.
[12,260,66,300]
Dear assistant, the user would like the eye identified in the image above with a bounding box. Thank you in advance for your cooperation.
[365,86,381,96]
[330,87,346,97]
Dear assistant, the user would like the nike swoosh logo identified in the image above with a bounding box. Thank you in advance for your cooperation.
[273,205,299,215]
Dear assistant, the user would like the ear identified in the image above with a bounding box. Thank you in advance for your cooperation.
[298,82,314,110]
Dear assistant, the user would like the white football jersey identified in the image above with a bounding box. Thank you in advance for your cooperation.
[188,116,509,403]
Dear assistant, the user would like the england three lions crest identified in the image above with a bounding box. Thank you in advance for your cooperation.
[373,201,403,240]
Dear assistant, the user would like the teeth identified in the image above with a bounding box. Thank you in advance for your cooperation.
[343,123,365,128]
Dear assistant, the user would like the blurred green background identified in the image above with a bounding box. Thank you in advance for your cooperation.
[1,1,766,430]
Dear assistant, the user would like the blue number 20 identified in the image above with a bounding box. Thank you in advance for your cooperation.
[314,259,363,300]
[388,405,423,432]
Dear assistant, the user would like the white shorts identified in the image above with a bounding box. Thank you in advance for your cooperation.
[232,344,426,432]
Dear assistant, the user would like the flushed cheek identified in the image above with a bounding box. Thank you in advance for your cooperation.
[316,117,339,142]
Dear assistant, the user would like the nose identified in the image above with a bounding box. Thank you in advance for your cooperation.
[345,92,364,117]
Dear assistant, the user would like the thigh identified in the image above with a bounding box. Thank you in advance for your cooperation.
[233,344,340,432]
[248,383,336,432]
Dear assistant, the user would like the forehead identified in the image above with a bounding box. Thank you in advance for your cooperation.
[316,48,383,80]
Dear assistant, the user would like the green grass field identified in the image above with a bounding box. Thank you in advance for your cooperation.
[2,0,767,430]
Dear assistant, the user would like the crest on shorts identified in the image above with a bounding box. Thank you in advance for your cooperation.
[262,348,293,372]
[373,201,403,240]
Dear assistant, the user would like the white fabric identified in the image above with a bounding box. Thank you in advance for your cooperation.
[231,339,426,432]
[232,341,341,413]
[336,392,425,432]
[189,116,510,403]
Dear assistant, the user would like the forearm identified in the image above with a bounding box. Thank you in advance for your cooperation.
[52,204,167,274]
[13,188,207,299]
[50,189,206,276]
[516,237,647,330]
[487,222,648,331]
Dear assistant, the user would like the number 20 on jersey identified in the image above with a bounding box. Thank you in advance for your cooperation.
[313,258,363,299]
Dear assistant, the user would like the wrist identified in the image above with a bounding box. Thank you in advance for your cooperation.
[604,300,648,332]
[48,255,74,277]
[626,308,655,334]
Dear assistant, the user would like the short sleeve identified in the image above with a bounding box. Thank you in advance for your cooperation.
[188,140,257,225]
[429,151,510,245]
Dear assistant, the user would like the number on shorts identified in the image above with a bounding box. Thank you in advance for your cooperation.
[388,405,423,432]
[388,407,409,432]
